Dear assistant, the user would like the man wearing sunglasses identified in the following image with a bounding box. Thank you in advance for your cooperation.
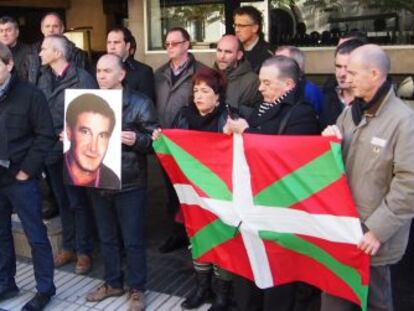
[233,6,273,74]
[154,27,208,253]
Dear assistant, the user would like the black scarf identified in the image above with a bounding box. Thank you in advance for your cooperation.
[183,102,224,132]
[351,79,392,126]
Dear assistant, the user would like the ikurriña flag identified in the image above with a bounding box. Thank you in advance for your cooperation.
[153,129,370,310]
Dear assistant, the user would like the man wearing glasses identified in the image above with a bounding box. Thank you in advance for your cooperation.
[154,27,208,253]
[233,6,274,73]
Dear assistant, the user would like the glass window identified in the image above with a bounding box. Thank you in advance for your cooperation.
[146,0,225,50]
[268,0,414,46]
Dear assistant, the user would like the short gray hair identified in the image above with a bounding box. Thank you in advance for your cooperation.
[0,16,19,29]
[351,44,390,77]
[261,55,301,84]
[44,34,70,60]
[276,45,305,72]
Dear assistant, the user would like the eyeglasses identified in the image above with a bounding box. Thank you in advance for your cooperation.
[233,23,255,29]
[164,40,187,48]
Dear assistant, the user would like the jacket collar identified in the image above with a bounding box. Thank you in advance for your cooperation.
[40,65,79,97]
[214,59,253,80]
[250,87,298,126]
[124,56,138,71]
[367,87,394,118]
[160,53,197,89]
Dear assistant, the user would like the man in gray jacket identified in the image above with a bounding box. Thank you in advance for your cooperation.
[155,27,207,128]
[322,44,414,311]
[155,27,207,253]
[37,34,97,275]
[214,34,261,114]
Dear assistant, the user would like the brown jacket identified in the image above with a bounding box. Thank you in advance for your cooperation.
[337,89,414,265]
[155,54,208,128]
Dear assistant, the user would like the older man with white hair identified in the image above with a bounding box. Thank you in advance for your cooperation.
[37,34,97,275]
[275,45,324,116]
[322,44,414,311]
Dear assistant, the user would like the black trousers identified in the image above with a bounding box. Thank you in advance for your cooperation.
[231,275,320,311]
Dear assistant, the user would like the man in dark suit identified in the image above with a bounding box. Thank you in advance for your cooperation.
[224,56,320,311]
[0,16,30,80]
[0,42,56,311]
[106,26,155,101]
[233,6,273,74]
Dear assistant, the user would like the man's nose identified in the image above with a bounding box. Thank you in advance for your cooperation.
[344,73,352,84]
[88,136,99,153]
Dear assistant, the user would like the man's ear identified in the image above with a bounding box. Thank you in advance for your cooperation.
[6,60,14,73]
[371,67,383,83]
[286,78,295,89]
[66,124,72,141]
[119,69,127,84]
[252,24,260,36]
[236,50,243,61]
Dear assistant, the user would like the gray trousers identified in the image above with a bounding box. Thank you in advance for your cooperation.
[321,265,393,311]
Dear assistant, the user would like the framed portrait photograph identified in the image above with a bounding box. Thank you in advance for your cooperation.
[63,89,122,190]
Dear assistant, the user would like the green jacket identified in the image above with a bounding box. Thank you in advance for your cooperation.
[215,59,262,110]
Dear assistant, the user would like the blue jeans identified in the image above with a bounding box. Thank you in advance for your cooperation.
[45,160,93,255]
[0,179,56,295]
[90,188,147,290]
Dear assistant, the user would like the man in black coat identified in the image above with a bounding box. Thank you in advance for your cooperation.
[233,6,274,74]
[106,26,155,101]
[86,53,158,311]
[0,43,56,311]
[321,39,366,129]
[0,16,30,81]
[37,34,97,275]
[224,56,320,311]
[25,12,88,85]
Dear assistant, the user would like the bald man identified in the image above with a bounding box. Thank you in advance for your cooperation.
[214,35,261,113]
[322,44,414,310]
[87,54,158,311]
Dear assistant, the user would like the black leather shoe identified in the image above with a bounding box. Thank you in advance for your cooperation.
[21,293,51,311]
[0,285,19,302]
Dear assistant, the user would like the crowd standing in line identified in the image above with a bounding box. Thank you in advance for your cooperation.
[0,5,413,311]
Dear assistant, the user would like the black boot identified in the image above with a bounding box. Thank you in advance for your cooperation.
[208,278,231,311]
[181,271,212,309]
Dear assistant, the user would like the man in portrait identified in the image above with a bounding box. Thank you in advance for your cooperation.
[64,93,121,189]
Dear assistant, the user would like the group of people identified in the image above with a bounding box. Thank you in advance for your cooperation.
[0,5,413,311]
